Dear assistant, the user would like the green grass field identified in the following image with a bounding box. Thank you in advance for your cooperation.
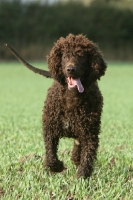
[0,62,133,200]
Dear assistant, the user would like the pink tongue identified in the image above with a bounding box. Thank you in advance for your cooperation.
[67,77,84,93]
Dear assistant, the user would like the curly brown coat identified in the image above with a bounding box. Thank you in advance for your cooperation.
[42,34,107,179]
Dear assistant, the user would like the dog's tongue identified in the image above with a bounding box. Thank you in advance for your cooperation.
[67,77,84,93]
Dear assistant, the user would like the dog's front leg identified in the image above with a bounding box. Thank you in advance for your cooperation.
[77,134,99,179]
[44,136,64,172]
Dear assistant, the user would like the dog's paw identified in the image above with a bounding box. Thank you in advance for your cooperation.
[44,159,65,173]
[77,167,92,179]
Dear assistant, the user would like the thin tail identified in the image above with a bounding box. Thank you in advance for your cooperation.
[4,44,51,78]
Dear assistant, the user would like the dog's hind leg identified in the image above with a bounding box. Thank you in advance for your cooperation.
[71,139,81,166]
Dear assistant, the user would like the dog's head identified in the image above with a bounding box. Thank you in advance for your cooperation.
[47,34,107,93]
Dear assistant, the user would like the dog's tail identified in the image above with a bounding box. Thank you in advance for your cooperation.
[4,44,51,78]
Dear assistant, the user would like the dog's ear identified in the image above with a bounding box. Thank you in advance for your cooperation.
[87,41,107,80]
[89,44,107,80]
[47,39,66,84]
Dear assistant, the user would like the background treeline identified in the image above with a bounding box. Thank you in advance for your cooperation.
[0,0,133,61]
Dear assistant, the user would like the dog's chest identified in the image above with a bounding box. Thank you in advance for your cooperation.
[64,97,79,109]
[61,90,82,110]
[58,89,89,135]
[60,103,85,136]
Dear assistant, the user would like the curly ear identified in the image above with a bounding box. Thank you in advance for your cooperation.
[90,45,107,80]
[47,38,66,84]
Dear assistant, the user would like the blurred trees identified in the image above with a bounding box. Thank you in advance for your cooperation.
[0,0,133,60]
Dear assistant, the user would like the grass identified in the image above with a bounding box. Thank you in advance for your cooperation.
[0,61,133,200]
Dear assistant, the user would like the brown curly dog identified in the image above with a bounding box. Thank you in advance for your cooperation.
[43,34,107,179]
[6,34,107,179]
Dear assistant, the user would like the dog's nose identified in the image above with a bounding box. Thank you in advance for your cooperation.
[67,66,76,73]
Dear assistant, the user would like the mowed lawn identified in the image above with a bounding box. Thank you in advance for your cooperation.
[0,62,133,199]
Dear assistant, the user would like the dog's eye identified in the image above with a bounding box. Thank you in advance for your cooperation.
[76,52,85,59]
[63,54,68,60]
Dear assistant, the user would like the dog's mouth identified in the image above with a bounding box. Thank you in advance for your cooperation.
[66,76,84,93]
